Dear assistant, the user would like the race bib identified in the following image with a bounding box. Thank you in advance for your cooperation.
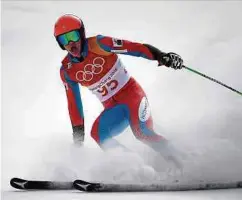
[88,59,130,102]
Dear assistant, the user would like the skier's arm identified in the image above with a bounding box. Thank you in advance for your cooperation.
[60,68,85,145]
[96,35,183,69]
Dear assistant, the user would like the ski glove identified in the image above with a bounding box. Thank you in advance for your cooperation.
[72,125,85,146]
[160,52,183,70]
[143,44,183,70]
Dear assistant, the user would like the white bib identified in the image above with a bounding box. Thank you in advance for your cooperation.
[88,59,130,102]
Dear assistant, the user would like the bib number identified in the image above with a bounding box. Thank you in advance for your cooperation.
[97,80,119,96]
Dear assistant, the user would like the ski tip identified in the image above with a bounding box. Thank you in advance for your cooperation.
[73,179,101,192]
[10,177,28,190]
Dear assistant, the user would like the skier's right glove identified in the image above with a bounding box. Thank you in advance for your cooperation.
[72,125,85,146]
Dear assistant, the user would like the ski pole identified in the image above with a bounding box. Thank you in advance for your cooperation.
[183,66,242,96]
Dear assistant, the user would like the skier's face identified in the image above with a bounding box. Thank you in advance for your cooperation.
[64,40,82,58]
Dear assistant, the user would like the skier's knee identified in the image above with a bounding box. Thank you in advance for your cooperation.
[132,127,147,141]
[91,131,100,144]
[91,130,111,146]
[133,126,165,143]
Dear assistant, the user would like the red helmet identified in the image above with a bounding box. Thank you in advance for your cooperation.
[54,14,86,50]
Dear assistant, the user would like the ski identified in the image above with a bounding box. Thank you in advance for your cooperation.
[73,179,242,192]
[10,177,242,192]
[10,177,74,190]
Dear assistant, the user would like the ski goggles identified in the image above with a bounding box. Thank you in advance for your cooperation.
[57,30,81,46]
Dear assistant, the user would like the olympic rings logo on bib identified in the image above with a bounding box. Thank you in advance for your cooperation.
[76,57,105,82]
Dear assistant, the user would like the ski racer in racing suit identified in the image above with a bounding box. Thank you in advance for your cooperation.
[54,14,184,167]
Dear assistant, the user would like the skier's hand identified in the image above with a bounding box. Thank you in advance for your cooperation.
[159,52,183,70]
[72,125,85,146]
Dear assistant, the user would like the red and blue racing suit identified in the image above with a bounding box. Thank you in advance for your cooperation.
[60,35,165,148]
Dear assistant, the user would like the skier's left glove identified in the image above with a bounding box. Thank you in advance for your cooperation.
[72,125,85,146]
[159,52,183,70]
[142,44,183,70]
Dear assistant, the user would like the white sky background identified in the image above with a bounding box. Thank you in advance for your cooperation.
[2,1,242,199]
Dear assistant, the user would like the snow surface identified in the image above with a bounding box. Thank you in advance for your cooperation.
[2,1,242,199]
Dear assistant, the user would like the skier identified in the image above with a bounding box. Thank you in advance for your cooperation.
[54,14,184,167]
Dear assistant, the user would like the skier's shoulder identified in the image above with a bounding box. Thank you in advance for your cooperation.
[87,35,113,55]
[87,34,108,44]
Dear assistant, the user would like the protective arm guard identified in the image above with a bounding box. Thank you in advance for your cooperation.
[143,44,166,62]
[143,44,183,69]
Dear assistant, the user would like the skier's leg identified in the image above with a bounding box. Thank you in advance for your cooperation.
[127,96,166,146]
[91,105,130,150]
[126,92,182,168]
